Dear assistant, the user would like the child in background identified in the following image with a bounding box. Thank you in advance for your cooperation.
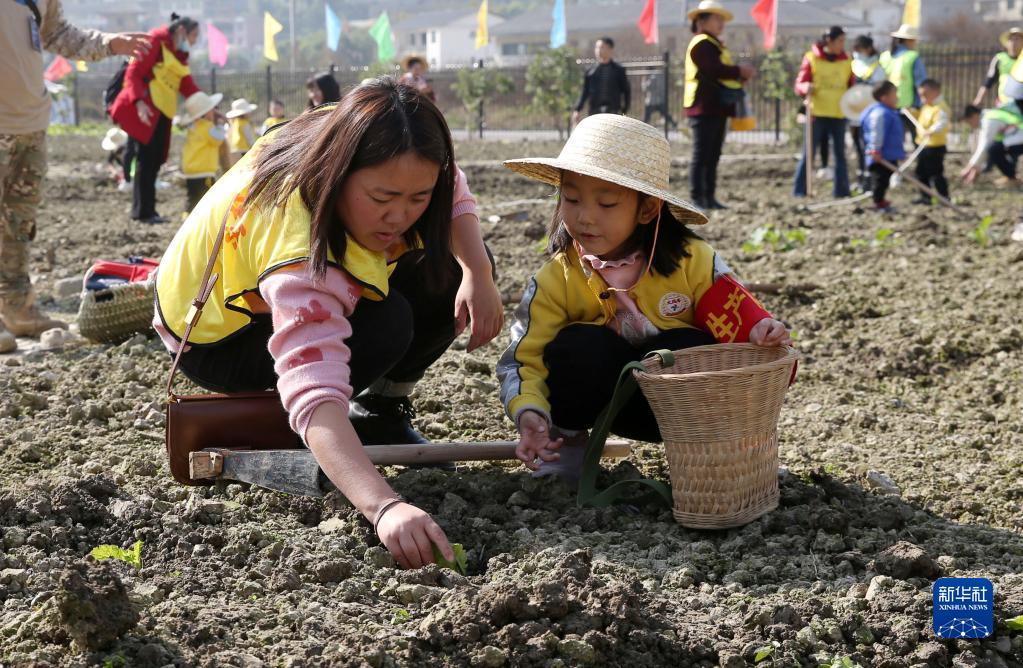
[960,101,1023,185]
[861,81,906,213]
[497,114,790,481]
[178,91,226,213]
[260,99,287,135]
[101,127,131,191]
[226,98,258,165]
[913,79,951,204]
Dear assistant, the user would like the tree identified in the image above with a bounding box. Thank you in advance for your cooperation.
[450,64,514,138]
[525,46,580,139]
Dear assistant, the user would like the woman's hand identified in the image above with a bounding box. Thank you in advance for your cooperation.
[739,64,755,81]
[109,32,151,59]
[750,318,791,347]
[375,502,454,569]
[516,411,562,471]
[960,165,979,184]
[454,270,504,352]
[135,99,153,126]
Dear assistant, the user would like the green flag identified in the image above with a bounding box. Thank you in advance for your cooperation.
[369,11,395,62]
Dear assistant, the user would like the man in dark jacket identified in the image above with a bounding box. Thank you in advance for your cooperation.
[572,37,630,126]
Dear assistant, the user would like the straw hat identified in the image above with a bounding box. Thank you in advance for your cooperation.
[503,114,708,226]
[1001,27,1023,47]
[840,84,874,122]
[401,54,429,71]
[101,127,128,151]
[225,98,258,119]
[687,0,734,22]
[890,24,920,40]
[178,91,224,126]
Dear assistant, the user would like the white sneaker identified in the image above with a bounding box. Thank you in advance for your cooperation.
[815,166,835,181]
[890,173,901,188]
[117,181,131,192]
[155,179,171,190]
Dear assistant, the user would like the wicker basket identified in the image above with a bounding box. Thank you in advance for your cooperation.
[77,281,155,344]
[635,343,800,529]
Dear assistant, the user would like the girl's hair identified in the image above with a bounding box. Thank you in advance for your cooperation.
[821,25,845,44]
[546,186,701,277]
[306,72,341,107]
[169,13,199,34]
[247,77,456,286]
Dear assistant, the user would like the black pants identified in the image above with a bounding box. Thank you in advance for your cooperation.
[543,324,715,442]
[869,162,895,204]
[177,251,469,393]
[185,177,214,213]
[688,115,728,203]
[989,142,1023,179]
[915,146,948,199]
[131,114,171,220]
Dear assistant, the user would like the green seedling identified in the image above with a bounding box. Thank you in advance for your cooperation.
[754,645,775,662]
[821,657,862,668]
[90,540,143,569]
[432,543,469,576]
[743,224,808,254]
[1006,614,1023,630]
[874,228,896,246]
[389,607,412,624]
[969,215,994,246]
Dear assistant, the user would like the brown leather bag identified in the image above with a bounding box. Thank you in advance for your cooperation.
[164,207,299,486]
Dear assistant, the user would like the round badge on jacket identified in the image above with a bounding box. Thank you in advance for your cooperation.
[659,292,691,317]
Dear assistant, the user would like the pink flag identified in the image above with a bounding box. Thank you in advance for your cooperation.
[207,22,229,67]
[751,0,777,50]
[44,56,72,82]
[637,0,658,45]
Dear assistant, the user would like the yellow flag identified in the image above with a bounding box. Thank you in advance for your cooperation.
[264,11,284,62]
[902,0,920,27]
[75,60,88,72]
[476,0,488,48]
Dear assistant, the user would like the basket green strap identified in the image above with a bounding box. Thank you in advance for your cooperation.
[576,349,676,509]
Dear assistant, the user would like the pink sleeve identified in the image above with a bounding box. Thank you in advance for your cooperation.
[261,267,361,441]
[452,165,478,221]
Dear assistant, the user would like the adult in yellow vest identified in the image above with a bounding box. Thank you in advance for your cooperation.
[155,80,503,569]
[973,28,1022,108]
[879,23,927,144]
[683,1,754,210]
[110,14,205,224]
[793,26,854,198]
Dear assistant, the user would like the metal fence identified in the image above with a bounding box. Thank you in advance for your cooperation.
[68,45,997,143]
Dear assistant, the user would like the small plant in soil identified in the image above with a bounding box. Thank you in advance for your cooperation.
[969,215,995,246]
[754,645,775,662]
[389,608,412,624]
[89,540,143,569]
[743,224,808,254]
[1007,614,1023,630]
[432,543,469,575]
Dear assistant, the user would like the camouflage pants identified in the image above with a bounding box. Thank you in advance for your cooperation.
[0,131,45,309]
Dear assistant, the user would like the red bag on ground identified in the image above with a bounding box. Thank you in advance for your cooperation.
[83,256,159,292]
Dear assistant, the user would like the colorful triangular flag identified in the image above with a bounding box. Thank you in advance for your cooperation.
[751,0,777,50]
[44,56,73,81]
[637,0,658,45]
[551,0,566,49]
[902,0,920,27]
[264,11,284,62]
[369,12,396,62]
[207,22,229,67]
[325,3,342,51]
[75,60,88,72]
[476,0,489,49]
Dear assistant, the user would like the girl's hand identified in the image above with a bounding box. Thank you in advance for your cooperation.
[960,166,979,184]
[454,270,504,352]
[750,318,791,347]
[135,100,153,126]
[375,502,454,570]
[516,411,562,471]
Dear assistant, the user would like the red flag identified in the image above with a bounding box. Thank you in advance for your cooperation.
[44,56,73,82]
[751,0,777,50]
[637,0,658,45]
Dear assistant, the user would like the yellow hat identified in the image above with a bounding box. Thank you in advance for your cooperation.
[504,114,708,225]
[687,1,733,23]
[1001,27,1023,48]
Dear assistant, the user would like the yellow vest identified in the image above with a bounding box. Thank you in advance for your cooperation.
[851,57,880,82]
[156,141,392,345]
[996,51,1016,105]
[807,50,852,119]
[149,45,190,119]
[916,99,950,147]
[1008,52,1023,101]
[229,118,254,153]
[264,116,286,130]
[182,119,223,177]
[684,34,741,109]
[879,48,919,109]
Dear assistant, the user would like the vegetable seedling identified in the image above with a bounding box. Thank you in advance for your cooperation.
[432,543,469,575]
[90,540,143,569]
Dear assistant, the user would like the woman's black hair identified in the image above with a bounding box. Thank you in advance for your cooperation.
[547,188,701,278]
[247,77,456,287]
[169,13,199,34]
[691,12,712,34]
[306,72,341,108]
[822,25,845,44]
[853,34,875,53]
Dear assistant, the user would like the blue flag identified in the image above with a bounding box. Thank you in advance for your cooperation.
[550,0,566,48]
[325,2,342,51]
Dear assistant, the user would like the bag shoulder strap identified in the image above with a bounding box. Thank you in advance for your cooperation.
[165,206,233,398]
[22,0,42,26]
[576,349,676,509]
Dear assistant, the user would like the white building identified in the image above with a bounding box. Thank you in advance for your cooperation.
[392,9,503,68]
